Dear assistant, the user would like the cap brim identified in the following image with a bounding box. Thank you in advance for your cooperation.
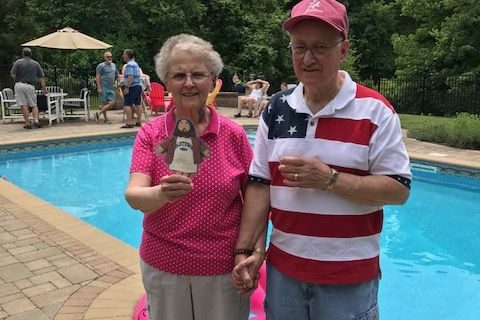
[282,15,343,35]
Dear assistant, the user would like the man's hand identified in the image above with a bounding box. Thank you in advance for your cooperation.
[278,156,331,189]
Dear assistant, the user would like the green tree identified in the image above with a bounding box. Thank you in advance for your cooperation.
[393,0,480,76]
[347,0,400,79]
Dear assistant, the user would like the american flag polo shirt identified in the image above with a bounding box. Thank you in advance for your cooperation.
[250,71,412,284]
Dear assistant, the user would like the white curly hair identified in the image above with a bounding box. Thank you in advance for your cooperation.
[154,34,224,82]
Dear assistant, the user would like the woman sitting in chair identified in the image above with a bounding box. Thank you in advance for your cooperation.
[253,82,288,118]
[234,79,269,118]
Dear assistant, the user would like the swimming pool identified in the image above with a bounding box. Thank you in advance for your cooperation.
[1,136,479,320]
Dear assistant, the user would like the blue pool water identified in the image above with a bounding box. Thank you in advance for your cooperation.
[1,137,479,320]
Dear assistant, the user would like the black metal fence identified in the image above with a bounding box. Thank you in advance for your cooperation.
[360,75,480,116]
[1,64,479,115]
[0,65,100,107]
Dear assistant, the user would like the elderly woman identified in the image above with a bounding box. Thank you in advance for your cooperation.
[125,34,252,320]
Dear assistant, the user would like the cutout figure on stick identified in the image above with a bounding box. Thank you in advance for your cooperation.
[156,118,210,176]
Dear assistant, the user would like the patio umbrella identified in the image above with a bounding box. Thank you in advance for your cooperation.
[21,27,111,50]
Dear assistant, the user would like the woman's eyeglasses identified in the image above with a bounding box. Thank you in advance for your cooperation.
[168,72,212,83]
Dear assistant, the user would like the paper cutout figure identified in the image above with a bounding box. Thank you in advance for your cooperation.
[156,118,210,176]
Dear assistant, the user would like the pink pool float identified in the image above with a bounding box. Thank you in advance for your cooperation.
[134,263,267,320]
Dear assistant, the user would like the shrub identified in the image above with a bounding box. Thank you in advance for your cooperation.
[448,113,480,149]
[407,113,480,150]
[409,122,449,144]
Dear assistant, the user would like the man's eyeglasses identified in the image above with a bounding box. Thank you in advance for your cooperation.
[289,39,344,59]
[105,56,112,59]
[168,72,212,83]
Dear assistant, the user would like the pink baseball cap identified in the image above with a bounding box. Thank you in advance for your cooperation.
[283,0,349,39]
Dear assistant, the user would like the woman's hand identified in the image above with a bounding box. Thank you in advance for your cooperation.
[232,254,263,295]
[125,173,193,214]
[157,174,193,204]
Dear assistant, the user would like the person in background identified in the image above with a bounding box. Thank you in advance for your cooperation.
[253,82,288,118]
[234,79,270,118]
[95,51,118,124]
[125,34,255,320]
[232,1,412,319]
[232,71,246,94]
[121,49,143,128]
[10,47,47,129]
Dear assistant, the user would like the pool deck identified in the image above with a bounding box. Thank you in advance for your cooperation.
[0,108,479,319]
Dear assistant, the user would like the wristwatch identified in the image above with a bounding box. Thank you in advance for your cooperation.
[325,168,340,191]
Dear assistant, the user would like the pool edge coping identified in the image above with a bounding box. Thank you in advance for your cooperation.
[0,130,136,147]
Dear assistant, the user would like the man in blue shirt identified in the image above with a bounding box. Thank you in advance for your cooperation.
[95,51,118,123]
[121,49,143,128]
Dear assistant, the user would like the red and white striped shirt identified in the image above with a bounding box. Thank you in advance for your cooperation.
[250,71,412,284]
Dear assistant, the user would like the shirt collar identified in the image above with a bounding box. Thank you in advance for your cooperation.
[286,71,356,117]
[164,106,220,137]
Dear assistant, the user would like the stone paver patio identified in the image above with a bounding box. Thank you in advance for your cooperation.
[0,107,479,319]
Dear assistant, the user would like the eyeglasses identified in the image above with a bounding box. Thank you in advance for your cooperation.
[289,39,344,59]
[168,72,212,83]
[105,56,112,59]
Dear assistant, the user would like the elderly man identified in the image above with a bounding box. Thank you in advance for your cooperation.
[95,51,118,123]
[10,47,47,129]
[232,0,412,319]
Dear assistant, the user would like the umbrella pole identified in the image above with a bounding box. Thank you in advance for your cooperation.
[54,66,58,87]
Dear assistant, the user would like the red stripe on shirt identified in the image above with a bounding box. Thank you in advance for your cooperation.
[314,118,378,146]
[271,208,383,238]
[356,84,395,112]
[268,162,370,186]
[267,244,380,284]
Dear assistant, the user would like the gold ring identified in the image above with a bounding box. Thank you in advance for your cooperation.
[294,173,298,181]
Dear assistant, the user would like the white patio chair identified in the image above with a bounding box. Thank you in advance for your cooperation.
[46,86,64,94]
[61,88,90,121]
[1,88,23,123]
[36,91,60,126]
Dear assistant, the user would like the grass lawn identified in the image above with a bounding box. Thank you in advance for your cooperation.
[398,114,452,131]
[399,113,480,149]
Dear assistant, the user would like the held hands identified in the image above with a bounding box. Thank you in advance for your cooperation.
[278,156,332,189]
[156,174,193,204]
[231,253,264,295]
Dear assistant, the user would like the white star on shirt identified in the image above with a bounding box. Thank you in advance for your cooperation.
[280,94,288,103]
[288,126,297,135]
[268,104,273,113]
[275,114,285,124]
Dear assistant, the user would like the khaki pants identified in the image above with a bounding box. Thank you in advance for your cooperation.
[141,259,250,320]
